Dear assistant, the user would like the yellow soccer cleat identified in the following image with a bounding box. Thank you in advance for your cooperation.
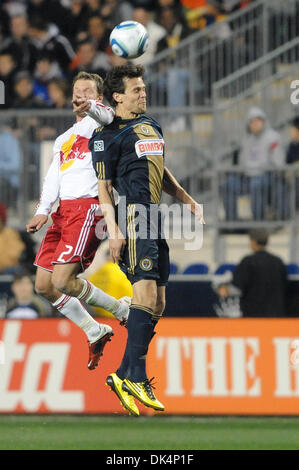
[122,377,164,411]
[106,373,140,417]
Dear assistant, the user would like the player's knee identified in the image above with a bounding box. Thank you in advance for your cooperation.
[51,272,69,294]
[35,278,52,298]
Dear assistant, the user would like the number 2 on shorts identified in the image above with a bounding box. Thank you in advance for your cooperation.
[57,244,73,262]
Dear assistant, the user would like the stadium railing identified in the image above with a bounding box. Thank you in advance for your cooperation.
[146,0,299,106]
[2,111,299,264]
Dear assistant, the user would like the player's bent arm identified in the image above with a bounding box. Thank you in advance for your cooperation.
[162,166,186,200]
[163,166,205,224]
[72,99,114,125]
[87,100,115,125]
[98,180,126,263]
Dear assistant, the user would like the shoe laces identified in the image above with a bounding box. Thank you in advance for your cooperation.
[143,377,157,400]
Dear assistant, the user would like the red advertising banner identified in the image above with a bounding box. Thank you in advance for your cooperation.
[0,318,299,415]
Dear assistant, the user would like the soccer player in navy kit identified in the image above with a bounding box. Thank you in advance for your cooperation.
[90,64,204,416]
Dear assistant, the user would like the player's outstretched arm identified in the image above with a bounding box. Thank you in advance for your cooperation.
[162,166,205,224]
[72,98,115,125]
[98,180,126,264]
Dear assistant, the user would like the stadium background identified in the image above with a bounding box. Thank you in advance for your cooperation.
[1,0,299,450]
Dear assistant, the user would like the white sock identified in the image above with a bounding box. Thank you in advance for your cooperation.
[77,279,120,313]
[53,294,100,342]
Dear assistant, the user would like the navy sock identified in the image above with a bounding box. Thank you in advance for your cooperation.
[116,328,157,380]
[116,334,130,380]
[116,311,157,381]
[125,305,155,383]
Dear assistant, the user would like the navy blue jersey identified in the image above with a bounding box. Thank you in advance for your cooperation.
[89,114,165,205]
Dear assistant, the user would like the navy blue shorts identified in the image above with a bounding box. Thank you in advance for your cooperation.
[118,204,170,286]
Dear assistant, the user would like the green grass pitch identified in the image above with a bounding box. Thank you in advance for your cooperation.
[0,415,299,450]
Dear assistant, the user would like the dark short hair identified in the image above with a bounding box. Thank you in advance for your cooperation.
[72,71,104,96]
[103,64,145,107]
[48,78,69,97]
[88,14,105,23]
[28,15,48,31]
[14,70,32,85]
[249,229,269,246]
[13,268,33,284]
[76,39,96,50]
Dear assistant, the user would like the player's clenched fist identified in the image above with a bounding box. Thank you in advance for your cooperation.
[72,97,91,115]
[26,214,48,233]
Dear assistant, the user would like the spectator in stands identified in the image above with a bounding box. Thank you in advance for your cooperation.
[180,0,220,30]
[33,53,64,105]
[27,0,71,37]
[132,7,166,65]
[85,0,105,17]
[0,52,17,108]
[100,0,134,28]
[28,16,75,75]
[218,229,287,317]
[86,14,112,53]
[18,230,38,275]
[66,0,90,41]
[130,0,156,8]
[72,40,110,79]
[0,4,10,38]
[157,4,191,49]
[5,269,51,319]
[0,14,36,74]
[0,126,21,207]
[208,1,248,14]
[156,0,183,9]
[156,5,193,129]
[286,116,299,209]
[47,78,71,109]
[12,71,44,108]
[0,204,25,275]
[286,116,299,165]
[222,106,286,221]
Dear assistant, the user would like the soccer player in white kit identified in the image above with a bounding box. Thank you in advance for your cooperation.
[26,72,130,370]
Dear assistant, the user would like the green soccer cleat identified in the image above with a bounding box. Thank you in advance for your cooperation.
[106,373,140,417]
[122,377,164,411]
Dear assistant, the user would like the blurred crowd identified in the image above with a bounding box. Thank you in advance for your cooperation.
[0,0,255,109]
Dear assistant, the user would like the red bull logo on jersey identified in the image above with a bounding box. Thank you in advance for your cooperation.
[135,139,164,159]
[60,134,90,171]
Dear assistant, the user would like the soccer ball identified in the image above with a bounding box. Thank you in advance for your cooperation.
[109,21,149,59]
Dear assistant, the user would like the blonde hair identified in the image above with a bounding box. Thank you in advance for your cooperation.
[72,71,104,96]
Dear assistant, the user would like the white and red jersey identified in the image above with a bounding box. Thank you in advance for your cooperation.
[35,100,114,216]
